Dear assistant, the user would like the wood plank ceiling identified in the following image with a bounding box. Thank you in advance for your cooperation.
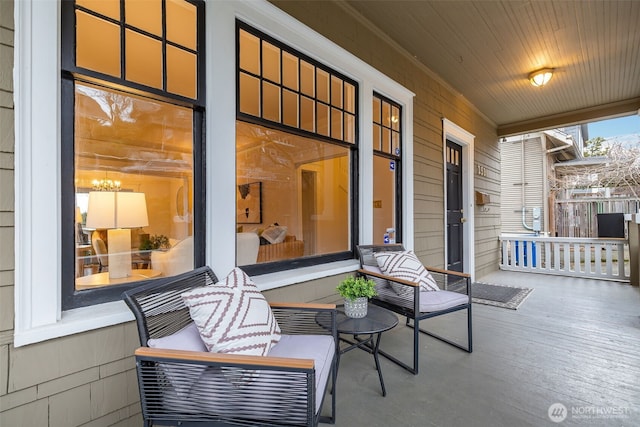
[316,1,640,136]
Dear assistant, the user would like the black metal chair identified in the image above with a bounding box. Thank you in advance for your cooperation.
[356,245,472,375]
[122,266,338,427]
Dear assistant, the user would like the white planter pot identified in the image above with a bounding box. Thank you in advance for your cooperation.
[344,297,368,318]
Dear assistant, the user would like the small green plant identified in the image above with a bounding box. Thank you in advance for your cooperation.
[336,276,377,301]
[140,234,171,251]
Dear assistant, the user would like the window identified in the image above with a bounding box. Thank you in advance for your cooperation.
[15,0,413,346]
[372,93,402,244]
[236,22,358,273]
[61,0,205,309]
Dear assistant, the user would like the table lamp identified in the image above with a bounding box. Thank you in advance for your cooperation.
[86,191,149,279]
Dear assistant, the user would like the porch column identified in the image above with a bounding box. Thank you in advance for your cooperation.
[626,215,640,287]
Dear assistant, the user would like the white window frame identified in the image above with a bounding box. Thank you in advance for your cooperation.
[14,0,413,347]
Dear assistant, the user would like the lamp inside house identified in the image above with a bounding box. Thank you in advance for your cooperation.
[528,68,554,87]
[85,192,149,279]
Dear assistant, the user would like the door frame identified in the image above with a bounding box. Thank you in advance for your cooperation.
[442,119,475,280]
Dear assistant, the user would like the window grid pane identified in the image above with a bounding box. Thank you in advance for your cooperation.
[372,94,401,157]
[237,24,358,145]
[75,0,200,100]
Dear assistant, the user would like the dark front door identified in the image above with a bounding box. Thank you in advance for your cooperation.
[446,140,464,272]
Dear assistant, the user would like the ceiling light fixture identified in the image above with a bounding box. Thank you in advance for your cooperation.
[528,68,554,87]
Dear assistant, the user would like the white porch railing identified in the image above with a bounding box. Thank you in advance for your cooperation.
[499,235,629,281]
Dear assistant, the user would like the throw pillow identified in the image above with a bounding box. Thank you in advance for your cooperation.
[261,224,288,244]
[374,250,440,294]
[181,267,281,356]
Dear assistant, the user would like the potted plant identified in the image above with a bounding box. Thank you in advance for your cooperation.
[139,234,171,251]
[336,275,377,318]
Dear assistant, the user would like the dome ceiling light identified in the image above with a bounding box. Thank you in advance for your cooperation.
[528,68,554,87]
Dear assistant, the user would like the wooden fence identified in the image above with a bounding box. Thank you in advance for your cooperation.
[554,198,639,237]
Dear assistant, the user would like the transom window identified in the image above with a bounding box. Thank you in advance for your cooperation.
[238,23,357,144]
[71,0,201,101]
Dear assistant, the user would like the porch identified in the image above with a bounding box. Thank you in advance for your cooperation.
[330,270,639,426]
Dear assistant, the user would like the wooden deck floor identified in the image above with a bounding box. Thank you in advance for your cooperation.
[328,271,640,427]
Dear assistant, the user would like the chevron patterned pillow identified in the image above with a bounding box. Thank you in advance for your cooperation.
[374,250,440,294]
[181,267,281,356]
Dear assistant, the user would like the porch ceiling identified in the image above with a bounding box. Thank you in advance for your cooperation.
[338,0,640,136]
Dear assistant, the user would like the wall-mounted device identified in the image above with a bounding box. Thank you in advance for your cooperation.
[532,207,541,232]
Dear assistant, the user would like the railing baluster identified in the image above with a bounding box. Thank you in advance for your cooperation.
[617,243,625,277]
[594,244,602,275]
[498,235,629,282]
[605,244,613,277]
[563,243,571,272]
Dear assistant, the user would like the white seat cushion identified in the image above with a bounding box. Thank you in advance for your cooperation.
[419,290,469,312]
[147,322,208,396]
[168,334,335,422]
[268,334,335,412]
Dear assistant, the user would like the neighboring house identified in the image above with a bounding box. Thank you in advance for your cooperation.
[0,1,501,424]
[500,125,587,236]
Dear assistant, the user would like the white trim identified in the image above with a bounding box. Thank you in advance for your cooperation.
[13,0,414,347]
[14,0,62,346]
[442,118,475,280]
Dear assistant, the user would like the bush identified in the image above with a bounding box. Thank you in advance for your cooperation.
[336,276,377,301]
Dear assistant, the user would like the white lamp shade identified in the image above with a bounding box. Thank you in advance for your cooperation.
[86,191,149,229]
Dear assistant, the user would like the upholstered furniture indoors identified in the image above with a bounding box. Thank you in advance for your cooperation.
[122,266,338,427]
[257,235,304,263]
[236,232,260,265]
[91,231,109,272]
[357,244,473,375]
[150,236,194,277]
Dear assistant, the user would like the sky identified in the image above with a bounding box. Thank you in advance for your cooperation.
[587,114,640,139]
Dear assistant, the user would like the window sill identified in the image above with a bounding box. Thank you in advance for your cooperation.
[14,301,135,347]
[251,260,360,291]
[14,260,359,347]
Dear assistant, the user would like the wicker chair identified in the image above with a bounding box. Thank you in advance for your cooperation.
[122,266,338,427]
[356,245,472,375]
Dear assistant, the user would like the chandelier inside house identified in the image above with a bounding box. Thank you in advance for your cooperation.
[92,178,121,192]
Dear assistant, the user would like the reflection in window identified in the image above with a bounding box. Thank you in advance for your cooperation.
[236,122,351,265]
[74,82,194,290]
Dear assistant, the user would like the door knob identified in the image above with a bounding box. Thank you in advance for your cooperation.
[461,218,467,223]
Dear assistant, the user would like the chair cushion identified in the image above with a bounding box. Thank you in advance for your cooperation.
[147,322,208,396]
[374,250,439,294]
[268,334,335,413]
[181,267,281,356]
[419,290,469,312]
[147,322,207,352]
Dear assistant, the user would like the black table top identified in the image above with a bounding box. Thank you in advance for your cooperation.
[318,304,398,335]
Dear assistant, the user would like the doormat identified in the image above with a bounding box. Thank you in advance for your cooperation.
[449,281,533,310]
